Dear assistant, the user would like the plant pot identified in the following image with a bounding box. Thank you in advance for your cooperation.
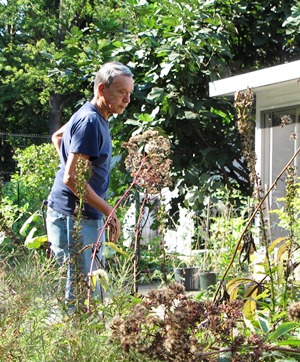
[174,267,200,291]
[199,271,217,290]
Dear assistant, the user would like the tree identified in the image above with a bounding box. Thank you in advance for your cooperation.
[0,0,133,176]
[0,0,133,136]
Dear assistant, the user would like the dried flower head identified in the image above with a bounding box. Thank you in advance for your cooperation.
[290,131,297,141]
[234,87,257,190]
[281,115,293,127]
[288,302,300,321]
[110,283,263,361]
[123,129,172,194]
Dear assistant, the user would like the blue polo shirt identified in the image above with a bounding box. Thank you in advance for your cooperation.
[48,102,112,220]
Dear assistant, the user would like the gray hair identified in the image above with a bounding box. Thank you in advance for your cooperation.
[94,62,133,93]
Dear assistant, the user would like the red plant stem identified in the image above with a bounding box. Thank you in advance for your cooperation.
[201,345,300,359]
[133,194,148,293]
[86,156,148,312]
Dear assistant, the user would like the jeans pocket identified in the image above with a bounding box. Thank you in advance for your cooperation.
[47,207,66,223]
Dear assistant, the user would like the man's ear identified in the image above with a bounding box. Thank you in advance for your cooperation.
[97,83,105,96]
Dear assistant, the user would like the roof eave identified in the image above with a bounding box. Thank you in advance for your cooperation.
[209,60,300,97]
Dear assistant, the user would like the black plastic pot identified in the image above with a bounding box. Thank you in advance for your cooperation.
[174,267,200,291]
[199,271,217,290]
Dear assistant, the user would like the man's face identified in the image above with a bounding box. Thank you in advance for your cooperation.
[102,74,134,115]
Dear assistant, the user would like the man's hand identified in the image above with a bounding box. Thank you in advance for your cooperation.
[107,213,121,243]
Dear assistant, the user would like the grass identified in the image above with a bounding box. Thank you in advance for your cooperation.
[0,247,158,362]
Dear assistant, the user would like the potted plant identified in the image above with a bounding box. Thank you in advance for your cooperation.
[174,250,218,291]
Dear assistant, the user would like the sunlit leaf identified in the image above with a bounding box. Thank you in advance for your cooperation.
[277,242,291,262]
[243,299,256,320]
[103,242,130,258]
[19,211,40,236]
[160,62,173,77]
[268,237,289,254]
[25,232,48,249]
[146,87,164,101]
[226,277,254,296]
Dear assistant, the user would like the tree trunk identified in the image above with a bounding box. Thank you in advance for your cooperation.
[49,93,65,136]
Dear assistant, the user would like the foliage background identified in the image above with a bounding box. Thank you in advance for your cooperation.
[1,0,300,212]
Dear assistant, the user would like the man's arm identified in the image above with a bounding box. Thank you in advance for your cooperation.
[52,124,67,155]
[63,152,120,242]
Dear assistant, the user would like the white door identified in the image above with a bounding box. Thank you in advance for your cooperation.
[261,107,299,239]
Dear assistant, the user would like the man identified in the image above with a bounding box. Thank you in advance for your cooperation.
[46,62,134,309]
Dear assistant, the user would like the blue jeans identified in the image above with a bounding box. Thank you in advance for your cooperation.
[46,207,105,305]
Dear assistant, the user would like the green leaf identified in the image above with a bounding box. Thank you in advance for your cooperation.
[243,293,258,320]
[19,211,40,236]
[138,113,155,122]
[110,155,122,170]
[24,226,37,244]
[146,87,164,102]
[102,247,116,258]
[160,62,173,77]
[184,111,199,120]
[103,242,130,258]
[124,118,142,126]
[277,241,291,262]
[25,233,48,249]
[226,277,254,299]
[258,316,270,334]
[267,322,300,342]
[268,237,289,254]
[91,268,109,291]
[276,339,300,347]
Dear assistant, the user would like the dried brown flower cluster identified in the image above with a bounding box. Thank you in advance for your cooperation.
[288,301,300,321]
[234,88,257,190]
[281,115,293,127]
[110,283,266,361]
[123,130,172,194]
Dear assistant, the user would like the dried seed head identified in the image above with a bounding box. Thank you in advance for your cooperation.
[288,302,300,321]
[234,88,257,190]
[123,130,173,194]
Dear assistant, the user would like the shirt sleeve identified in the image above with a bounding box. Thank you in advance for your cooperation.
[69,117,101,159]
